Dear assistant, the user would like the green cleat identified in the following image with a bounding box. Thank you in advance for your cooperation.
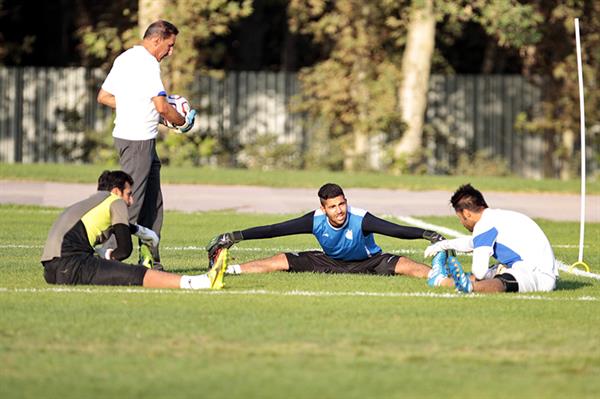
[139,244,154,269]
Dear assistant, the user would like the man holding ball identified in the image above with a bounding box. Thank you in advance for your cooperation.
[97,20,196,270]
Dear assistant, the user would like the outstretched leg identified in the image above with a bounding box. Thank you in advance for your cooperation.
[394,257,432,278]
[239,253,289,273]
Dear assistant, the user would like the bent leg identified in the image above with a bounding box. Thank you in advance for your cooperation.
[240,253,289,273]
[394,257,431,278]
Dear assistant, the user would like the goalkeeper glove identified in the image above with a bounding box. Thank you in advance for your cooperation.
[206,231,243,268]
[424,240,452,258]
[134,224,159,248]
[424,236,473,258]
[178,109,197,133]
[422,230,445,243]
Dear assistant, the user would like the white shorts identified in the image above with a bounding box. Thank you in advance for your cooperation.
[485,261,556,293]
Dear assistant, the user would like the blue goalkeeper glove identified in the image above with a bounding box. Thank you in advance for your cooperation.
[178,109,197,133]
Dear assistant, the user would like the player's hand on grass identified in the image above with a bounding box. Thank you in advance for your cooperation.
[134,225,159,247]
[422,230,445,243]
[177,109,197,133]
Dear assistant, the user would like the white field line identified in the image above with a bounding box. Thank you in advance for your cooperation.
[0,286,596,302]
[0,244,419,255]
[2,217,598,279]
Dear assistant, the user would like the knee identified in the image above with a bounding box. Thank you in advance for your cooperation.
[394,256,422,275]
[273,253,289,270]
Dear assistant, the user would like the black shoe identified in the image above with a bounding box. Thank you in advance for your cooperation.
[152,261,165,271]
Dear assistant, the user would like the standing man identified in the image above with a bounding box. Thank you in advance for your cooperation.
[97,20,196,270]
[206,183,446,281]
[424,184,558,293]
[41,170,227,290]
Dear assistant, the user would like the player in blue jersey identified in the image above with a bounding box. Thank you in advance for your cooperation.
[423,184,558,293]
[206,183,445,279]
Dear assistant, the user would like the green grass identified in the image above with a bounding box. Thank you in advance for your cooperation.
[1,205,599,398]
[1,162,599,193]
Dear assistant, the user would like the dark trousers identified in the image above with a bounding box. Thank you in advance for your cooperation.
[114,137,163,261]
[42,255,147,286]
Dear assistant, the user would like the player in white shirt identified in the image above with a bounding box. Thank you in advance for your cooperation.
[424,184,558,293]
[97,20,196,270]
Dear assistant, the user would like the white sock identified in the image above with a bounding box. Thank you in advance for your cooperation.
[226,264,242,275]
[180,274,211,290]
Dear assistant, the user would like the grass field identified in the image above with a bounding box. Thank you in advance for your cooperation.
[1,162,599,193]
[1,205,599,398]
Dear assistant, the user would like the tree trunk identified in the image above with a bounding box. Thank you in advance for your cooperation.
[138,0,166,35]
[560,128,575,180]
[394,0,435,158]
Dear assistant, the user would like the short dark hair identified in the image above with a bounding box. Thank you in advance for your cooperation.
[318,183,345,204]
[97,170,134,192]
[450,184,488,212]
[143,20,179,40]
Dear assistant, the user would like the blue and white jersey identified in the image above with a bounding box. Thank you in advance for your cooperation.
[312,207,381,261]
[471,208,557,279]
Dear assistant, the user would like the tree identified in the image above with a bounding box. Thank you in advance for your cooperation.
[288,0,409,170]
[514,1,599,179]
[78,0,253,93]
[288,0,547,172]
[393,0,435,163]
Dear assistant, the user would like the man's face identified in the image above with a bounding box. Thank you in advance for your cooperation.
[112,182,133,207]
[456,209,476,232]
[154,34,176,61]
[321,195,348,228]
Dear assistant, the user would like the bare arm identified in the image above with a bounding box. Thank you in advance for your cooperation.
[153,95,185,126]
[97,88,116,109]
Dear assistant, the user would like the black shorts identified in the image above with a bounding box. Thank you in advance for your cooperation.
[285,251,400,275]
[494,272,519,292]
[42,254,148,286]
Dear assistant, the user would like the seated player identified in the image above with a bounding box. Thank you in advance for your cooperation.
[424,184,558,293]
[41,170,226,290]
[206,183,445,280]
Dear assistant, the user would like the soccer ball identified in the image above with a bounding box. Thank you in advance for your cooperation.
[161,94,191,129]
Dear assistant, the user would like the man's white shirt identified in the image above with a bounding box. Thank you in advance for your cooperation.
[469,208,557,280]
[101,46,166,140]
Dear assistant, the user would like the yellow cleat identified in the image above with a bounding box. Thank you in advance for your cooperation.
[207,248,228,290]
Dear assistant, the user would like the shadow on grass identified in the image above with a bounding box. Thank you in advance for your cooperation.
[168,267,208,274]
[555,280,593,291]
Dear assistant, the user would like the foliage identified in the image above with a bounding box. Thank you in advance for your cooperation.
[514,1,600,179]
[77,127,120,165]
[452,149,512,177]
[77,2,139,68]
[78,0,253,92]
[288,0,551,172]
[435,0,543,47]
[160,0,253,93]
[288,0,409,170]
[156,128,217,167]
[237,133,303,170]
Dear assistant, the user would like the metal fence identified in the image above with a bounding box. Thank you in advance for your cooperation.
[0,67,594,177]
[425,74,546,177]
